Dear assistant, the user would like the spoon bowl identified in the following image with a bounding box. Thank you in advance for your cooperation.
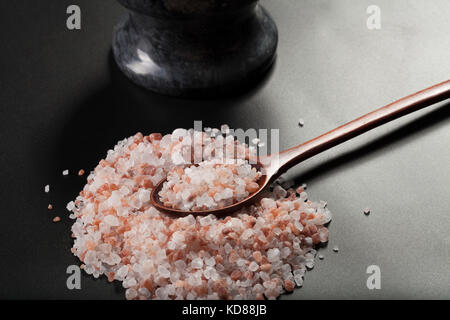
[150,161,271,216]
[151,79,450,215]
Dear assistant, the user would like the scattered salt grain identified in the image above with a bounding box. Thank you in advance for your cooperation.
[53,216,61,223]
[318,254,324,260]
[298,118,305,127]
[364,207,371,215]
[333,246,339,253]
[48,204,53,210]
[66,201,75,212]
[44,185,50,193]
[78,169,85,176]
[62,169,69,176]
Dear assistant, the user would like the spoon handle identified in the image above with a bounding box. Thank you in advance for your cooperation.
[275,79,450,176]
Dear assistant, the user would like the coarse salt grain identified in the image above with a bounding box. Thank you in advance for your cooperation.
[53,216,61,223]
[63,170,69,176]
[220,124,230,134]
[364,207,371,215]
[45,185,50,193]
[298,118,305,127]
[68,127,332,300]
[66,201,75,212]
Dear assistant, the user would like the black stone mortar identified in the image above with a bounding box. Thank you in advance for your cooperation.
[113,0,278,98]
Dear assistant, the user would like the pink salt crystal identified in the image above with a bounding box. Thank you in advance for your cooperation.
[260,263,272,272]
[252,251,262,263]
[283,279,295,292]
[230,270,242,281]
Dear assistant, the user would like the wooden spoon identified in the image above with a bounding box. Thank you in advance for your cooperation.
[151,80,450,215]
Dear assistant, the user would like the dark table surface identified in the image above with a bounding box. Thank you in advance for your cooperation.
[0,0,449,299]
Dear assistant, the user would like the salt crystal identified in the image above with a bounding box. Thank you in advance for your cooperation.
[191,258,203,269]
[220,124,230,134]
[174,260,186,270]
[261,198,276,209]
[224,243,232,254]
[62,169,69,176]
[104,215,120,227]
[236,258,246,267]
[66,201,75,211]
[158,265,170,278]
[241,229,253,240]
[44,185,50,193]
[267,248,280,262]
[249,261,259,272]
[199,216,213,226]
[294,274,303,287]
[333,246,339,252]
[298,118,305,127]
[205,257,216,266]
[364,207,371,215]
[117,265,128,278]
[171,128,188,141]
[125,288,138,300]
[138,287,150,298]
[155,287,168,300]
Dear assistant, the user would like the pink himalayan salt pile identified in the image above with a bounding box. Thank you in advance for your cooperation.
[159,159,262,211]
[68,127,331,300]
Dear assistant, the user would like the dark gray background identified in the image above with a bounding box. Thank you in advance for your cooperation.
[0,0,449,299]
